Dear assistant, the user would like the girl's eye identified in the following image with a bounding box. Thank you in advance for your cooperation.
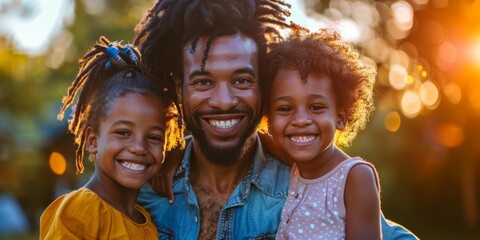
[310,104,325,111]
[115,130,130,136]
[148,134,164,142]
[276,106,292,113]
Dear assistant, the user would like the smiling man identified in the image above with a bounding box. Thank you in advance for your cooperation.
[133,1,292,239]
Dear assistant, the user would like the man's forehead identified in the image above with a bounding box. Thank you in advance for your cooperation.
[183,33,258,56]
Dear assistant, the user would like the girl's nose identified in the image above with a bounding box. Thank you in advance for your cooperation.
[129,137,147,155]
[291,109,313,127]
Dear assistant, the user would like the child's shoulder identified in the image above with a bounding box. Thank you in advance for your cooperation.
[49,188,100,209]
[40,188,106,239]
[42,188,107,221]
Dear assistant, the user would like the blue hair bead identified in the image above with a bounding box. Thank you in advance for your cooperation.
[105,60,112,69]
[123,45,139,64]
[106,45,127,67]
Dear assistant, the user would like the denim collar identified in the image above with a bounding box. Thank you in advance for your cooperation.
[175,134,286,206]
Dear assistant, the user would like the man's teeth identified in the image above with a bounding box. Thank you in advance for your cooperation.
[120,161,147,171]
[290,135,316,143]
[209,119,240,129]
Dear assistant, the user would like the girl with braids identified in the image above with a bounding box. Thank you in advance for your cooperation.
[39,36,183,239]
[263,30,417,239]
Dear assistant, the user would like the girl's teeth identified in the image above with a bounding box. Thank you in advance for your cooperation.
[209,119,240,129]
[120,161,147,171]
[290,135,316,143]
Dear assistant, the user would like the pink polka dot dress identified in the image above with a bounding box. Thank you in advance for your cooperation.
[276,157,377,240]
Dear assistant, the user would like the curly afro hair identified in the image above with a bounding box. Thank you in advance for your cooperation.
[262,30,376,147]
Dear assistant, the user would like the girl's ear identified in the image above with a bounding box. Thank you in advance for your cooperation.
[86,127,98,154]
[336,110,346,130]
[174,76,183,103]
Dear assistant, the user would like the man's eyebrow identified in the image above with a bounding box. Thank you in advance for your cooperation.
[188,69,210,79]
[233,67,256,77]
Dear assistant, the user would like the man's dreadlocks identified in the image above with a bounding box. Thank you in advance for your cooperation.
[134,0,295,83]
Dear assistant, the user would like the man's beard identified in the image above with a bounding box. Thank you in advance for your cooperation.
[184,107,261,166]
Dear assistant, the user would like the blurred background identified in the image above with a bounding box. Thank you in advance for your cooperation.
[0,0,479,239]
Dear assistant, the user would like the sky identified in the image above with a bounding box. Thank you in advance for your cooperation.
[0,0,73,55]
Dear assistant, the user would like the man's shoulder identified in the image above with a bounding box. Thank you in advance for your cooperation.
[251,150,291,198]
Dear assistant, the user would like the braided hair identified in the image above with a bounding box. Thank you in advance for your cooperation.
[133,0,296,84]
[262,30,376,147]
[58,36,184,174]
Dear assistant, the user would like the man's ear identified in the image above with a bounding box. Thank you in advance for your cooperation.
[85,127,98,154]
[336,110,346,130]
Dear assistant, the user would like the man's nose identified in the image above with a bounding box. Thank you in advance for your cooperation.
[208,83,239,111]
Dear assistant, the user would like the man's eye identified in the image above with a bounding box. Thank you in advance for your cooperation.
[232,77,251,85]
[194,79,212,86]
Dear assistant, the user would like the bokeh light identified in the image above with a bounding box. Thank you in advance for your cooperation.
[436,123,465,148]
[49,151,67,175]
[419,81,440,109]
[401,90,423,118]
[443,82,462,104]
[389,64,408,90]
[384,111,402,132]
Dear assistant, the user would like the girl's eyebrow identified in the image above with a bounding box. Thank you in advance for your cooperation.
[111,120,165,131]
[273,94,328,102]
[112,120,133,127]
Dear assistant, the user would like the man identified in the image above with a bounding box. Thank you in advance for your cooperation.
[135,1,292,239]
[134,0,417,239]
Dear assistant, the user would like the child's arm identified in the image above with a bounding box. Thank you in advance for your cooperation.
[344,164,381,240]
[258,131,294,166]
[150,135,191,203]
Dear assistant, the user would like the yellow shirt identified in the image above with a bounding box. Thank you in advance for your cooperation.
[40,188,158,239]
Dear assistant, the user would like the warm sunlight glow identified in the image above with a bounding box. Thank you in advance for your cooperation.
[444,82,462,104]
[435,41,457,71]
[401,91,422,118]
[384,111,402,132]
[469,90,480,110]
[436,123,464,148]
[49,151,67,175]
[471,40,480,65]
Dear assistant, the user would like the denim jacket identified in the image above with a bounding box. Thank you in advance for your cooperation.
[138,136,418,240]
[137,136,291,240]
